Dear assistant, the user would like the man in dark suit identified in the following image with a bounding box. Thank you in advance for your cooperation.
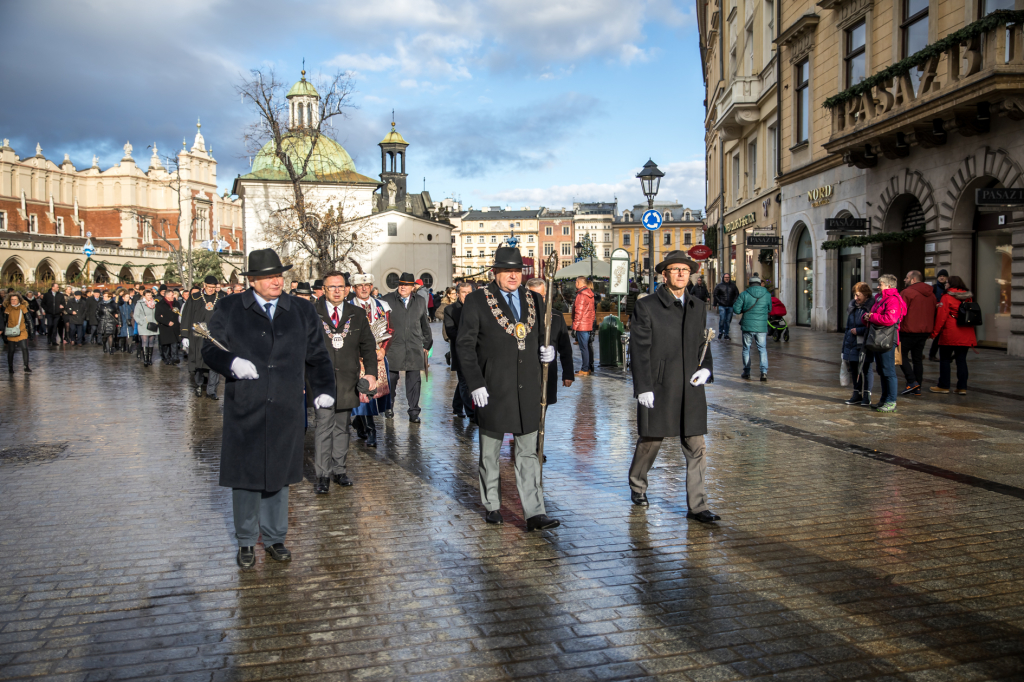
[202,249,335,570]
[312,271,378,493]
[628,251,719,522]
[41,283,65,346]
[381,273,432,423]
[84,289,101,344]
[182,275,227,399]
[526,278,574,408]
[457,247,560,531]
[443,282,476,422]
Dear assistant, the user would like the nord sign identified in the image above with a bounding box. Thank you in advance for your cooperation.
[825,217,868,232]
[807,184,833,207]
[976,187,1024,207]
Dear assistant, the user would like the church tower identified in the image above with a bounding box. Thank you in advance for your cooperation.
[287,70,320,130]
[379,118,408,210]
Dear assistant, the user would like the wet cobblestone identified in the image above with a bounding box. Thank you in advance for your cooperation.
[2,318,1024,681]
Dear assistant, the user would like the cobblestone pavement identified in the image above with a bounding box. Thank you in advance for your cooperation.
[2,318,1024,682]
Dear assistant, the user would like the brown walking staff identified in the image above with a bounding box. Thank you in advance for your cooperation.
[537,251,559,467]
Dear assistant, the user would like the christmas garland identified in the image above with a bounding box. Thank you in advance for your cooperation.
[823,10,1024,110]
[822,228,925,251]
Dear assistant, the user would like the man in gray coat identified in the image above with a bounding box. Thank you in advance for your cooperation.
[628,251,719,523]
[381,272,432,423]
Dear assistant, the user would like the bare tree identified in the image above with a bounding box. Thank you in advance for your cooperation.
[237,67,357,276]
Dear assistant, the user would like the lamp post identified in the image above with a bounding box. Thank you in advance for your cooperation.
[636,159,664,294]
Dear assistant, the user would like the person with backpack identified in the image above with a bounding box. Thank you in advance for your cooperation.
[929,275,977,395]
[732,274,771,381]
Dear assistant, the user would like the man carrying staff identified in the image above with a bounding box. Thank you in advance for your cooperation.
[202,248,335,569]
[457,247,559,531]
[381,273,432,423]
[182,275,227,400]
[628,250,719,523]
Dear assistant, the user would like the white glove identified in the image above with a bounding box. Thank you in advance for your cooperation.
[230,358,259,380]
[471,387,489,407]
[539,345,555,363]
[181,338,189,350]
[690,368,711,386]
[314,394,335,409]
[638,392,654,408]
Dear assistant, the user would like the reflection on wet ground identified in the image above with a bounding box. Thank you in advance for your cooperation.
[1,319,1023,681]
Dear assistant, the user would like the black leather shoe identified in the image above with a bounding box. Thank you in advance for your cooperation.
[332,473,353,487]
[741,373,750,380]
[265,543,292,561]
[686,510,721,523]
[314,476,330,494]
[206,393,218,400]
[526,514,560,531]
[409,416,421,424]
[760,373,768,382]
[631,491,649,506]
[195,385,203,397]
[485,510,503,524]
[365,427,377,448]
[236,546,256,569]
[384,409,394,419]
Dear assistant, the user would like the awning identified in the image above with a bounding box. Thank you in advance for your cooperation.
[553,257,610,280]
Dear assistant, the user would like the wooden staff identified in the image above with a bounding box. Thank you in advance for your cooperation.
[537,252,559,466]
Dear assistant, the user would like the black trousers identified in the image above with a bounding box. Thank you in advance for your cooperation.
[388,370,422,418]
[938,346,969,389]
[900,332,929,387]
[46,314,60,344]
[6,339,28,370]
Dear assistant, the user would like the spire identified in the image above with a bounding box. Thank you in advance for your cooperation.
[149,143,164,171]
[191,117,206,153]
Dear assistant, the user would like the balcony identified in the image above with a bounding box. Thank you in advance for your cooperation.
[825,11,1024,167]
[760,55,777,96]
[714,76,763,140]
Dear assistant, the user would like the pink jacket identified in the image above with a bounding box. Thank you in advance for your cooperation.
[868,288,907,328]
[572,287,595,331]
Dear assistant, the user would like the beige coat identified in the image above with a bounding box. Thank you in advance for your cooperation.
[4,304,29,342]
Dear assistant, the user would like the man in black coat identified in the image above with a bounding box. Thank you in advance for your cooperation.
[66,291,86,345]
[84,289,101,344]
[629,250,719,523]
[312,271,378,494]
[41,283,65,346]
[202,249,335,570]
[381,273,432,423]
[182,276,227,399]
[443,282,475,421]
[154,290,181,365]
[457,247,560,531]
[712,273,740,340]
[526,278,574,407]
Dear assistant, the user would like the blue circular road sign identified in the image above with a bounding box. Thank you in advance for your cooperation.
[641,209,663,231]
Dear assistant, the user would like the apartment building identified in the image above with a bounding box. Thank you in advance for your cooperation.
[538,208,575,271]
[573,202,617,260]
[455,207,540,280]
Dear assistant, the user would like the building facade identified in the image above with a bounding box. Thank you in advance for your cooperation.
[538,208,575,271]
[455,207,540,280]
[573,202,617,260]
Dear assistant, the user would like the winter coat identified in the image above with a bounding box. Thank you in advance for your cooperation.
[630,287,713,438]
[900,281,936,334]
[134,299,159,336]
[931,289,977,347]
[689,282,710,303]
[155,298,181,345]
[97,299,120,336]
[4,304,29,342]
[180,291,226,372]
[457,282,547,434]
[712,280,740,307]
[841,298,872,361]
[380,291,432,371]
[572,287,595,332]
[84,296,100,325]
[932,280,947,303]
[64,297,85,325]
[118,301,133,337]
[545,311,574,406]
[314,299,378,410]
[732,284,771,333]
[443,300,465,372]
[41,290,65,316]
[202,290,335,492]
[867,287,907,329]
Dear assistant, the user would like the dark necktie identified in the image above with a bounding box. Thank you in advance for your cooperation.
[507,293,519,322]
[264,302,273,323]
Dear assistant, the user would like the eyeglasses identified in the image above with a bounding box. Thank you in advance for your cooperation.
[325,285,347,292]
[663,268,691,276]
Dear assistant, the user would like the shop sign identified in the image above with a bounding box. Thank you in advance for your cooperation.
[688,245,713,260]
[976,187,1024,207]
[725,212,756,233]
[807,184,833,207]
[825,217,868,233]
[747,235,782,247]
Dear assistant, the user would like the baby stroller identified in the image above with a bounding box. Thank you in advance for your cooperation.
[768,295,790,342]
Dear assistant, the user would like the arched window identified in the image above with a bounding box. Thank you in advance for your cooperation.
[664,211,672,221]
[385,272,400,289]
[623,211,632,222]
[685,211,691,220]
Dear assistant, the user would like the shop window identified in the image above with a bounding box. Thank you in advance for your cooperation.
[795,60,810,144]
[795,226,813,326]
[845,20,866,88]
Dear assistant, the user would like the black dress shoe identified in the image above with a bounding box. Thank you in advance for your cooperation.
[760,372,768,382]
[485,510,503,524]
[526,514,560,531]
[384,409,394,419]
[686,510,721,523]
[236,546,256,569]
[314,476,330,494]
[741,373,750,380]
[206,393,218,400]
[631,491,649,507]
[365,427,377,448]
[409,416,421,424]
[195,385,204,397]
[331,473,353,487]
[265,543,292,561]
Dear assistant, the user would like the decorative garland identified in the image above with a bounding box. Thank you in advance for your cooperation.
[822,228,925,251]
[823,10,1024,109]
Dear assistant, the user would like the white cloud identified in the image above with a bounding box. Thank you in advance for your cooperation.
[327,53,399,72]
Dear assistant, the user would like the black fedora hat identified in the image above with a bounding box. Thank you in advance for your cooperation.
[492,246,524,270]
[312,279,324,290]
[398,272,417,285]
[294,281,313,295]
[241,248,293,277]
[655,250,699,274]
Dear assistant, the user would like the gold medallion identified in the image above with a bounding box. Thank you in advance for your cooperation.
[514,322,526,341]
[205,302,214,311]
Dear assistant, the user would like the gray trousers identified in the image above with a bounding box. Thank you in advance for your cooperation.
[628,435,709,513]
[389,370,421,418]
[194,369,220,395]
[232,487,288,547]
[478,428,546,519]
[314,408,351,477]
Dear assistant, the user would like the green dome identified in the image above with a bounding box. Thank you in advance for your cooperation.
[246,132,360,182]
[287,72,319,98]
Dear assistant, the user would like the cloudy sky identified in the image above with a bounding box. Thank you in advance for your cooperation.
[0,0,706,213]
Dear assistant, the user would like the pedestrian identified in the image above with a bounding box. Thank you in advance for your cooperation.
[134,290,159,367]
[84,289,101,344]
[712,273,739,340]
[572,276,596,375]
[443,282,476,421]
[928,269,949,361]
[929,275,976,395]
[435,287,455,323]
[97,290,120,354]
[117,291,133,353]
[842,282,874,406]
[899,270,935,396]
[155,289,181,365]
[4,293,32,373]
[289,281,299,295]
[380,273,432,423]
[181,276,227,399]
[66,290,86,345]
[312,280,324,301]
[732,273,771,381]
[628,250,718,522]
[863,273,907,412]
[25,290,41,339]
[294,281,312,300]
[689,275,710,303]
[201,248,335,569]
[312,272,378,493]
[41,283,64,346]
[526,278,574,412]
[457,247,560,531]
[349,273,393,446]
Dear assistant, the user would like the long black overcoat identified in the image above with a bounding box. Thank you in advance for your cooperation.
[457,282,547,434]
[545,311,574,406]
[314,299,378,410]
[380,291,432,371]
[630,287,714,438]
[202,290,335,491]
[154,299,180,345]
[442,300,464,372]
[181,291,225,372]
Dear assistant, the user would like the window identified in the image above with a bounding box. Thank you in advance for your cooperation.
[527,249,534,257]
[29,215,38,233]
[466,235,472,243]
[685,211,692,220]
[478,222,484,228]
[733,153,741,202]
[561,243,571,256]
[795,60,810,144]
[562,225,570,235]
[387,222,398,237]
[664,233,672,245]
[643,232,650,245]
[478,250,485,257]
[56,216,64,236]
[603,248,610,258]
[545,226,553,235]
[419,273,433,289]
[527,235,534,243]
[478,235,484,243]
[684,232,692,245]
[490,235,496,243]
[385,272,400,289]
[0,211,5,231]
[982,0,1013,14]
[143,218,152,243]
[603,233,610,242]
[845,20,866,87]
[769,125,778,178]
[748,140,757,195]
[765,0,775,62]
[544,243,554,256]
[515,222,520,228]
[623,233,631,246]
[901,0,929,61]
[746,26,754,75]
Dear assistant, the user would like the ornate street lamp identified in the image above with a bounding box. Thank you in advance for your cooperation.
[574,240,583,262]
[636,159,664,294]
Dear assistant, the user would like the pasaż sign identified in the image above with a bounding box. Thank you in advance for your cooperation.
[976,187,1024,206]
[688,245,713,260]
[746,235,782,247]
[825,217,868,232]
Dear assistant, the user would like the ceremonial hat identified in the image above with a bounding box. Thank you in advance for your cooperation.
[654,250,699,274]
[351,273,374,286]
[492,247,524,270]
[203,275,218,285]
[240,248,293,277]
[398,272,417,285]
[294,281,313,295]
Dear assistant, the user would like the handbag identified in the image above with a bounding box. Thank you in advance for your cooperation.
[5,310,22,337]
[146,321,159,332]
[894,342,902,366]
[864,323,897,353]
[839,354,851,387]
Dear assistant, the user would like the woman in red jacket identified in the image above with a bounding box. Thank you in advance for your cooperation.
[929,275,976,395]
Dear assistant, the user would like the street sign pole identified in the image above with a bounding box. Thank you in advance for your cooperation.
[641,208,663,294]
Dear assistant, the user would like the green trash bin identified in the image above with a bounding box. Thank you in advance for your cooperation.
[599,314,624,367]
